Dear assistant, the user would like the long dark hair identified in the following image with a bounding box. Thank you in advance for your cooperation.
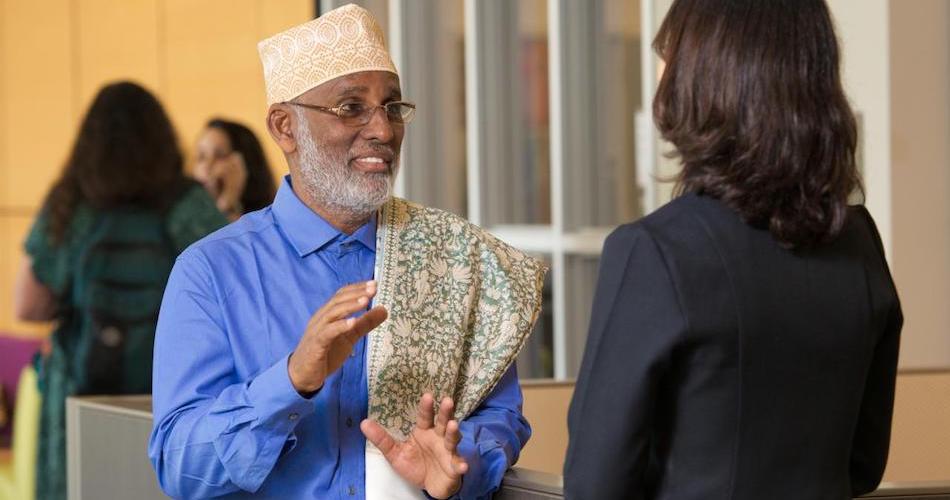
[653,0,861,249]
[45,81,186,243]
[206,118,276,213]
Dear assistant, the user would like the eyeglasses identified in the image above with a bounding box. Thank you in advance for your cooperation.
[286,100,416,127]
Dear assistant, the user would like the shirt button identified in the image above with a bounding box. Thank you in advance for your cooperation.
[289,412,299,421]
[346,417,354,428]
[348,485,356,496]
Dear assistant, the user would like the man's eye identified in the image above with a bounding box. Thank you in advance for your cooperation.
[338,103,366,117]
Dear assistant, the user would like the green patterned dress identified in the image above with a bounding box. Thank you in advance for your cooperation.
[25,183,227,500]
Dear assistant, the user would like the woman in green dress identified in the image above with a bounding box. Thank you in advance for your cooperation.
[13,81,228,500]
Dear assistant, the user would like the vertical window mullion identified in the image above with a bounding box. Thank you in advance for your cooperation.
[464,0,483,225]
[638,0,660,212]
[548,0,569,380]
[388,0,407,199]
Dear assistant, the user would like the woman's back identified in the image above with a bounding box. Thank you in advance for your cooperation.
[565,193,901,499]
[565,0,900,497]
[27,181,226,392]
[25,181,226,500]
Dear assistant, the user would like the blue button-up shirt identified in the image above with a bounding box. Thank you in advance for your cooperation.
[149,177,531,499]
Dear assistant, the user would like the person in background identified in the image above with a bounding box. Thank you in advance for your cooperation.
[564,0,902,498]
[193,118,277,221]
[13,81,227,500]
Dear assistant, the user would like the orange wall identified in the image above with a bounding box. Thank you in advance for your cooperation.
[0,0,312,337]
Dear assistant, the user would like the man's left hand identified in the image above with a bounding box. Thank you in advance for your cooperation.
[361,393,469,499]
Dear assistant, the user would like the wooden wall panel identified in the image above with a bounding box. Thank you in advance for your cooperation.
[520,374,950,481]
[259,0,314,36]
[162,0,270,173]
[0,212,51,337]
[0,0,6,212]
[160,0,313,183]
[76,0,162,107]
[0,0,75,211]
[0,0,313,340]
[884,371,950,481]
[519,382,572,475]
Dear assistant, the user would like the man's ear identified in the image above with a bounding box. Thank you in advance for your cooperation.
[266,104,297,155]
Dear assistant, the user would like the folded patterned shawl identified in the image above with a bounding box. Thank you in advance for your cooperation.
[369,198,547,440]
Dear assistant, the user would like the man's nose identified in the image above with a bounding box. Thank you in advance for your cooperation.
[359,106,395,143]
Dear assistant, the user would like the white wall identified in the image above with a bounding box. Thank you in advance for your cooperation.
[888,0,950,369]
[826,0,893,258]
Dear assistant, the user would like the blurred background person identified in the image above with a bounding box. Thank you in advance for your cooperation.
[564,0,902,498]
[13,81,227,500]
[193,118,277,221]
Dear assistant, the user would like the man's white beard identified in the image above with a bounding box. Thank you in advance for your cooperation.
[294,109,397,221]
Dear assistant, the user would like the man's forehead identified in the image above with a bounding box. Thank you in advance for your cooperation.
[306,71,401,99]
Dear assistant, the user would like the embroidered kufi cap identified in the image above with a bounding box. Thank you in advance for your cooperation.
[257,4,398,106]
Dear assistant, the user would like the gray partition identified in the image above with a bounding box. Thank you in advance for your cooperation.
[66,396,950,500]
[66,396,165,500]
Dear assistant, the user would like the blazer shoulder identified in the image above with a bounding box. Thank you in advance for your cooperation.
[615,194,721,254]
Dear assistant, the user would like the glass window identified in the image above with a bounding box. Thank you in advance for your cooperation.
[563,255,600,377]
[561,0,644,231]
[517,254,555,379]
[478,0,551,227]
[399,0,468,217]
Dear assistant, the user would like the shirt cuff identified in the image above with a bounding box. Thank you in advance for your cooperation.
[245,353,316,429]
[454,431,506,500]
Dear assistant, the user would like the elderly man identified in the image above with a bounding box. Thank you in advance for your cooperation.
[148,4,545,500]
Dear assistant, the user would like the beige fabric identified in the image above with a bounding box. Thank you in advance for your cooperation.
[257,4,398,105]
[365,443,426,500]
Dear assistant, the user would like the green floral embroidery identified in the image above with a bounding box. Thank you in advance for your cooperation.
[369,198,547,439]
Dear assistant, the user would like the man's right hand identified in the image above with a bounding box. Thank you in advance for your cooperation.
[288,280,388,394]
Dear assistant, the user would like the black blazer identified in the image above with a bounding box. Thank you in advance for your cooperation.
[564,194,902,500]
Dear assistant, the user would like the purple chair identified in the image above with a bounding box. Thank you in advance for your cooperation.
[0,334,43,448]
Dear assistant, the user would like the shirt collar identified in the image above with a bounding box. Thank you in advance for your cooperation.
[272,176,377,257]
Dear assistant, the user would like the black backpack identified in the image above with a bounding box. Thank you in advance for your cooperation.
[72,209,176,395]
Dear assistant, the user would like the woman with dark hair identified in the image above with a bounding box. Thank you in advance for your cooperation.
[13,81,227,500]
[193,118,277,220]
[564,1,901,499]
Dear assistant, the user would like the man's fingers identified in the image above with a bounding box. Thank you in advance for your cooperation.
[361,419,400,459]
[318,316,359,344]
[436,421,468,478]
[350,306,388,336]
[318,281,376,310]
[310,281,377,323]
[315,306,386,351]
[444,419,462,454]
[452,456,469,476]
[416,393,435,430]
[327,281,377,307]
[434,397,454,437]
[341,306,387,346]
[320,296,372,325]
[339,280,377,295]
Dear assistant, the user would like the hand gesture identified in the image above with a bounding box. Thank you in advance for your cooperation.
[195,151,248,218]
[361,394,469,499]
[288,281,388,394]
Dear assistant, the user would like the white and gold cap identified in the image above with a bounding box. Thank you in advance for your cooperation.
[257,4,398,106]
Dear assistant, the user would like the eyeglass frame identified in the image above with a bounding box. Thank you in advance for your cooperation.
[284,100,417,127]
